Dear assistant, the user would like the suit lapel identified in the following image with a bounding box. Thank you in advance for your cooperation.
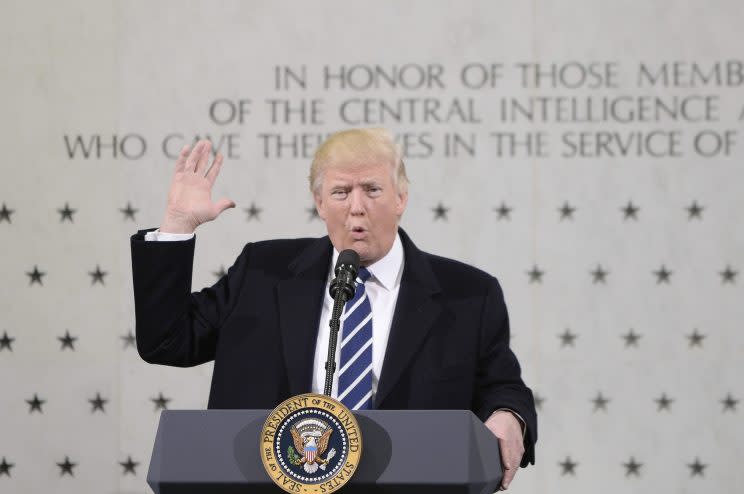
[375,229,441,407]
[277,237,332,396]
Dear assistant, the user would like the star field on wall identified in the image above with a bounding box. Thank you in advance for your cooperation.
[0,191,739,492]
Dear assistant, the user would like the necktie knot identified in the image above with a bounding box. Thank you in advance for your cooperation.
[358,267,371,283]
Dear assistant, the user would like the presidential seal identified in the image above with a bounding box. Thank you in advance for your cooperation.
[260,393,362,493]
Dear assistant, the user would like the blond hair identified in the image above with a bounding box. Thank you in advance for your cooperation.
[309,128,409,195]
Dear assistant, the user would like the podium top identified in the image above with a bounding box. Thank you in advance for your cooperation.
[148,409,502,494]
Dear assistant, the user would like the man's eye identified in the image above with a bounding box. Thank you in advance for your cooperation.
[331,190,347,198]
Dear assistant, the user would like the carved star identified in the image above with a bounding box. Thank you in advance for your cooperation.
[687,457,706,477]
[721,393,738,412]
[592,392,610,411]
[89,265,107,285]
[653,264,672,284]
[212,265,227,279]
[57,456,76,476]
[558,201,576,220]
[121,330,135,349]
[719,265,738,284]
[26,393,45,413]
[152,392,170,411]
[623,457,642,477]
[686,201,704,220]
[244,202,262,221]
[0,457,13,477]
[655,393,674,411]
[590,264,609,284]
[306,206,320,221]
[119,202,138,221]
[494,202,512,220]
[0,203,14,223]
[58,330,77,350]
[621,201,639,220]
[58,202,76,222]
[527,265,544,284]
[26,265,45,286]
[622,329,641,348]
[89,392,107,413]
[0,331,14,351]
[559,328,577,347]
[559,456,577,476]
[120,456,139,475]
[687,329,705,348]
[432,202,449,221]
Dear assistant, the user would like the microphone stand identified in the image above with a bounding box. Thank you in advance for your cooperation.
[323,257,357,397]
[323,288,349,396]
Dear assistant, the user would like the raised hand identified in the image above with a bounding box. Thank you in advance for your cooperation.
[159,140,235,234]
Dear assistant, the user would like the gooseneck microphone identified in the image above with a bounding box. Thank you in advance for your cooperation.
[323,249,360,396]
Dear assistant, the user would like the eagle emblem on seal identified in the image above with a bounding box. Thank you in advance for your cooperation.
[287,418,337,473]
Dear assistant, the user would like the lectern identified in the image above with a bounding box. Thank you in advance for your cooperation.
[147,409,502,493]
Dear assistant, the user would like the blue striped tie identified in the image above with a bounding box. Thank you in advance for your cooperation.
[337,267,373,410]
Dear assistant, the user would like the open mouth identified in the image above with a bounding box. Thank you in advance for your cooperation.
[350,226,367,239]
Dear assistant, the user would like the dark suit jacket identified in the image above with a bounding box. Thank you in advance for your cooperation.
[131,228,537,466]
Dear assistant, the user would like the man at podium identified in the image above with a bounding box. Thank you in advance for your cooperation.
[131,128,537,490]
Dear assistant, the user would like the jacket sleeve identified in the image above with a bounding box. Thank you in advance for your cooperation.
[472,277,538,467]
[130,228,250,367]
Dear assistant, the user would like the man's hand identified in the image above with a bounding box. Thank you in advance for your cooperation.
[484,410,524,490]
[160,140,235,234]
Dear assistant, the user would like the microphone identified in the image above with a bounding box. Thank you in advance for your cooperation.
[329,249,360,301]
[324,249,360,396]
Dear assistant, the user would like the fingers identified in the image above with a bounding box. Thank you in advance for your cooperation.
[204,152,224,184]
[184,141,206,172]
[174,145,191,173]
[211,197,236,219]
[194,141,213,175]
[498,439,513,489]
[501,463,517,490]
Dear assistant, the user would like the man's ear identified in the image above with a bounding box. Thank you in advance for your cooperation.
[395,188,408,217]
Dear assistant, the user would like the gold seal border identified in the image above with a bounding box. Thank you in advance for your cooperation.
[260,393,363,494]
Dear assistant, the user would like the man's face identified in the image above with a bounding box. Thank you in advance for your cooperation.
[314,161,408,266]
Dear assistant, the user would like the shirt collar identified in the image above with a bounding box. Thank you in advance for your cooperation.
[329,233,404,291]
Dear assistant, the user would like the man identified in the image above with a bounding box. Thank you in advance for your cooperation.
[131,128,536,490]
